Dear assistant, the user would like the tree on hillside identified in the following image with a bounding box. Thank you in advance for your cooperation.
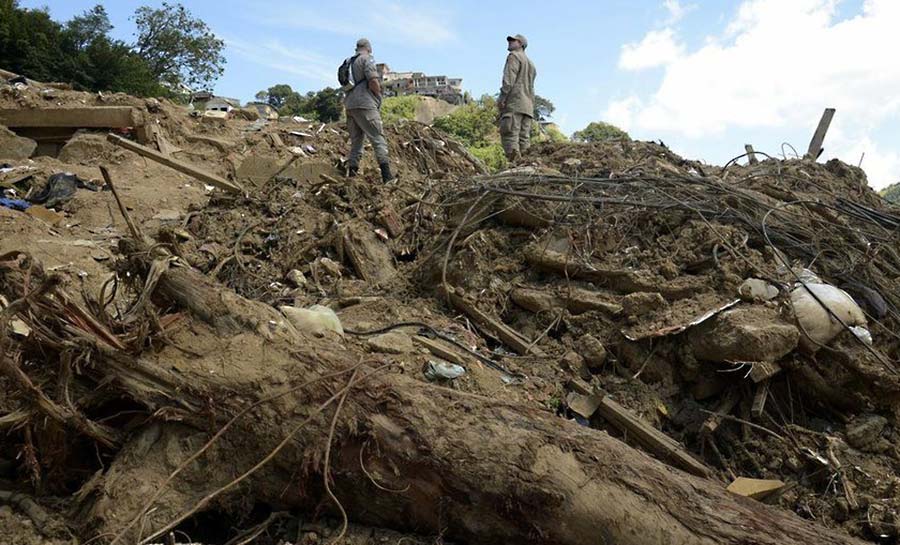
[0,0,66,82]
[880,182,900,204]
[64,4,111,50]
[433,95,498,147]
[0,1,164,96]
[255,84,297,110]
[572,121,630,142]
[304,87,342,122]
[534,95,555,122]
[133,2,225,90]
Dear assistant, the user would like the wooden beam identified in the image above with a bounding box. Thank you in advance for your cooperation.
[700,388,741,435]
[443,286,546,357]
[413,336,472,367]
[748,361,782,383]
[744,144,759,165]
[106,134,243,194]
[805,108,836,160]
[596,396,711,478]
[0,107,138,129]
[751,380,770,418]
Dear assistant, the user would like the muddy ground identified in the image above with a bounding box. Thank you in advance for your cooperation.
[2,81,900,544]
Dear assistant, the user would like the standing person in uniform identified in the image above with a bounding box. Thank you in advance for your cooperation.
[342,38,394,182]
[498,34,537,162]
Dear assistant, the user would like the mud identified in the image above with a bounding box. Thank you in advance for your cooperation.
[2,80,900,544]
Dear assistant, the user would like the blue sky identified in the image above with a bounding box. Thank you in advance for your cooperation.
[21,0,900,188]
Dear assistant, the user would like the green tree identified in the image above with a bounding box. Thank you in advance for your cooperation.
[304,87,343,122]
[0,0,66,82]
[880,182,900,204]
[255,84,298,110]
[433,95,498,147]
[0,1,163,96]
[572,121,630,142]
[381,95,419,124]
[133,2,225,90]
[533,95,555,122]
[64,4,111,50]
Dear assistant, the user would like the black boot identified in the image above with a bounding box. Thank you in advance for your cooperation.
[379,162,395,183]
[346,165,358,178]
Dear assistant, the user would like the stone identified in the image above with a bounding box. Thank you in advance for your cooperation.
[578,334,607,371]
[688,305,799,363]
[0,125,36,159]
[846,414,889,452]
[367,331,414,354]
[622,292,667,317]
[726,477,785,500]
[738,278,779,301]
[286,269,307,288]
[510,288,558,313]
[152,209,181,221]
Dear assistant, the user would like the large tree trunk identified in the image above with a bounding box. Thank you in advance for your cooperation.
[67,259,865,545]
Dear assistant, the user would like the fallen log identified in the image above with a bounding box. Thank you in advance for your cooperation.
[107,133,243,194]
[524,245,704,300]
[66,253,867,545]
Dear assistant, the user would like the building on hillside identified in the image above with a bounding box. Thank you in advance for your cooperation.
[246,101,279,120]
[204,96,241,113]
[376,64,464,105]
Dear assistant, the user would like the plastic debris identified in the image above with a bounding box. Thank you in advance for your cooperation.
[280,304,343,337]
[423,360,465,380]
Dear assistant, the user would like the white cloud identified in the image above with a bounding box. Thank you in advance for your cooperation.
[253,1,455,47]
[664,0,696,24]
[619,28,684,70]
[225,37,334,84]
[609,0,900,187]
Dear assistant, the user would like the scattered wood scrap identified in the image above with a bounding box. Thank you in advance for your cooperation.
[443,286,546,357]
[596,395,711,478]
[727,477,785,500]
[413,335,471,367]
[107,133,243,194]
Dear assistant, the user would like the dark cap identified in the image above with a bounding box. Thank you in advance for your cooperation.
[356,38,372,51]
[506,34,528,48]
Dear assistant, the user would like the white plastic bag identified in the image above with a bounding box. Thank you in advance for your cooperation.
[791,283,866,351]
[279,304,343,337]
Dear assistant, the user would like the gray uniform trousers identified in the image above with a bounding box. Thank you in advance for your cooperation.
[499,112,532,160]
[347,108,390,166]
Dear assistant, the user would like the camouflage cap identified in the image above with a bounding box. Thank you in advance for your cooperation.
[356,38,372,51]
[506,34,528,48]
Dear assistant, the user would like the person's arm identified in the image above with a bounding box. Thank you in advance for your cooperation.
[498,54,519,109]
[364,57,381,97]
[368,78,382,97]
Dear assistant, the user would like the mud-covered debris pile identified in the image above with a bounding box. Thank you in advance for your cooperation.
[2,77,900,545]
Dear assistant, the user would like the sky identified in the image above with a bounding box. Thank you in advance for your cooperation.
[20,0,900,188]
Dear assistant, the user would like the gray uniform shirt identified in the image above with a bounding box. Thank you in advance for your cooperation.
[499,50,536,117]
[344,53,381,110]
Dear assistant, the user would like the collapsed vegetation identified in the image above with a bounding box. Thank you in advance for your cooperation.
[1,80,899,545]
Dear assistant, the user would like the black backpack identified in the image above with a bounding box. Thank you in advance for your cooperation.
[338,55,362,91]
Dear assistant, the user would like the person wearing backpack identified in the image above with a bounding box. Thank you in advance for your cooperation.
[498,34,536,162]
[339,38,394,182]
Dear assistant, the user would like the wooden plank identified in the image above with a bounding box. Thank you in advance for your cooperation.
[805,108,836,160]
[744,144,759,165]
[0,107,137,129]
[596,395,711,478]
[700,388,741,435]
[751,381,769,418]
[413,335,471,367]
[748,361,782,383]
[443,286,546,357]
[107,133,243,194]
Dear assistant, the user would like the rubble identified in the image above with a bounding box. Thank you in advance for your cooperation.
[1,81,900,545]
